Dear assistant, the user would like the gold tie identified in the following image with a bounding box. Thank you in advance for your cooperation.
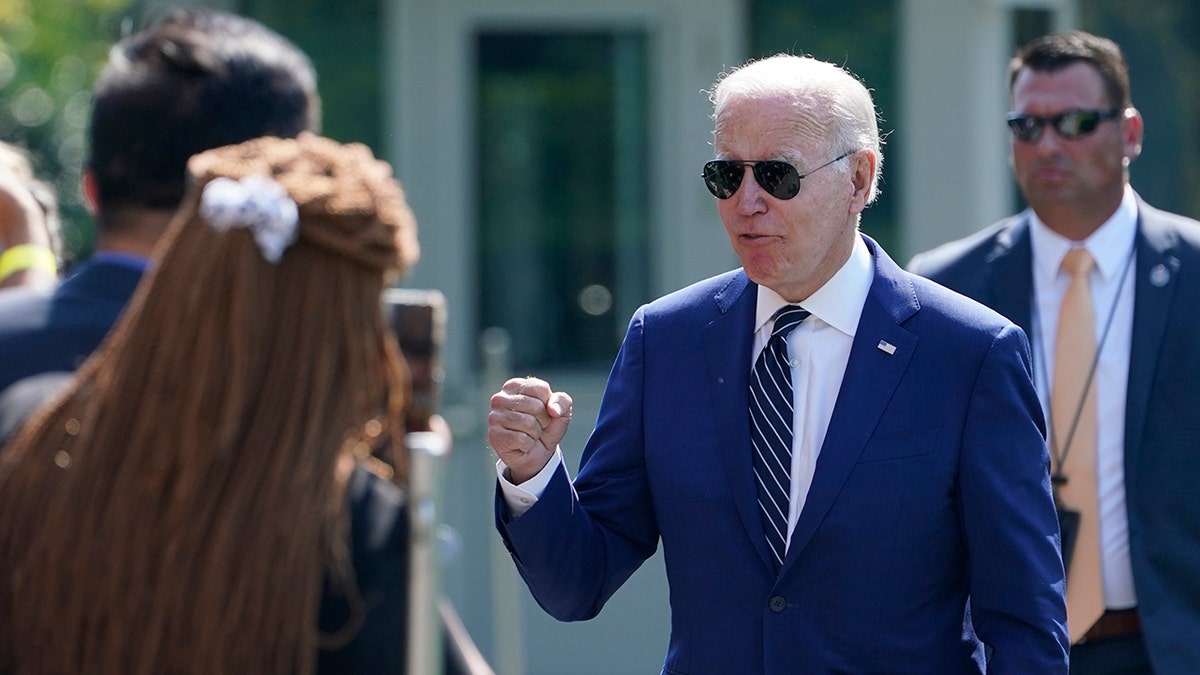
[1053,247,1104,643]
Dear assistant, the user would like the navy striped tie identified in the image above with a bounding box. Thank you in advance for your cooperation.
[750,305,809,569]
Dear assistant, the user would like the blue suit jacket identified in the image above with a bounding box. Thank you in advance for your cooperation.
[909,197,1200,673]
[0,258,143,390]
[497,235,1069,674]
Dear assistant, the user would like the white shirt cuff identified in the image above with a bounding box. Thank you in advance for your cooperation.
[496,448,564,517]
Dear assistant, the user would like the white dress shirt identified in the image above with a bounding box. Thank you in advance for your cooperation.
[752,235,871,549]
[1029,184,1138,610]
[498,235,874,538]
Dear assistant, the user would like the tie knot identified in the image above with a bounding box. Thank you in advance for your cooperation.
[771,305,810,340]
[1061,247,1095,279]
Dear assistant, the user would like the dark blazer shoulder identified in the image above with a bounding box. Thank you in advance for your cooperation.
[1137,198,1200,254]
[637,268,753,332]
[51,259,145,327]
[318,467,409,673]
[0,286,55,333]
[878,235,1021,343]
[0,260,145,389]
[643,268,750,314]
[905,215,1035,331]
[0,372,73,445]
[907,214,1027,281]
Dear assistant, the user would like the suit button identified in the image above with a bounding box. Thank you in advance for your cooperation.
[768,596,786,613]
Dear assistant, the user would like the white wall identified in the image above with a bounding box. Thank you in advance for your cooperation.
[385,0,742,393]
[899,0,1078,259]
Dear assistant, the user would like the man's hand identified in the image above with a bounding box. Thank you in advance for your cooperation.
[488,377,573,484]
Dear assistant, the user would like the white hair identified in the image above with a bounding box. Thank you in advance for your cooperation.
[708,54,883,203]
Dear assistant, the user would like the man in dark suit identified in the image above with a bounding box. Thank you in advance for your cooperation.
[0,8,320,390]
[487,54,1068,673]
[909,31,1200,674]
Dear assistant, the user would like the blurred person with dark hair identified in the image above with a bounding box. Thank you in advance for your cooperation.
[910,30,1200,673]
[0,141,61,289]
[0,132,424,673]
[0,8,320,389]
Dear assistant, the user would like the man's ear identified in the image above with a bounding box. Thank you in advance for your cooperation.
[1121,107,1144,165]
[848,150,876,216]
[80,168,99,215]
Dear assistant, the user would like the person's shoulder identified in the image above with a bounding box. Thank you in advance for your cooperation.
[908,269,1011,327]
[345,464,407,553]
[642,268,749,317]
[905,282,1032,375]
[318,465,409,673]
[54,258,143,305]
[906,214,1026,280]
[0,258,138,325]
[0,264,130,384]
[0,286,59,378]
[0,371,73,444]
[1136,198,1200,252]
[870,235,1014,335]
[0,283,54,324]
[888,259,1023,354]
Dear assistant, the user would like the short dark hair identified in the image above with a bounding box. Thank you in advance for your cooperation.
[87,9,320,228]
[1008,30,1132,111]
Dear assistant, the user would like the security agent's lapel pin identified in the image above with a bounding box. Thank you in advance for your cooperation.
[1149,263,1170,288]
[876,340,897,355]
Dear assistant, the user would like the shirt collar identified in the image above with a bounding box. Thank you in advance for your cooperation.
[1030,184,1138,281]
[754,234,872,338]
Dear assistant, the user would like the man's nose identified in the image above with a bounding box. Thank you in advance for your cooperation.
[735,166,767,214]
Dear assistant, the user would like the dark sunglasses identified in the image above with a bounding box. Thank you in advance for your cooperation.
[703,151,853,200]
[1006,109,1122,143]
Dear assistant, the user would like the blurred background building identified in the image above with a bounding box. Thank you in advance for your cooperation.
[3,0,1197,672]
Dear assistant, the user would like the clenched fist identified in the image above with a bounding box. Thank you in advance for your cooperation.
[487,377,573,484]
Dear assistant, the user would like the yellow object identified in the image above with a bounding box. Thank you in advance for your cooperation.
[0,244,57,281]
[1053,248,1104,644]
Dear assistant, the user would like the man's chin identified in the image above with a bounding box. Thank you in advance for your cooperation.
[1024,185,1078,209]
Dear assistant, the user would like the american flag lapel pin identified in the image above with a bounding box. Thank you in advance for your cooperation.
[876,340,897,355]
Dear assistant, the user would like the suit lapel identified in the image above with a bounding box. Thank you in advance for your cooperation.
[701,273,775,569]
[986,216,1035,336]
[1124,204,1180,480]
[783,237,919,567]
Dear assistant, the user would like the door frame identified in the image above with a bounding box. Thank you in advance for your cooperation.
[385,0,743,389]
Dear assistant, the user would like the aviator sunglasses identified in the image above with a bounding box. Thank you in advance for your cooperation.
[1006,109,1122,143]
[703,151,853,200]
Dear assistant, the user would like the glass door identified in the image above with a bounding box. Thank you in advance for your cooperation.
[476,31,649,370]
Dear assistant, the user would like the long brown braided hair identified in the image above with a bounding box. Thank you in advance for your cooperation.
[0,133,419,674]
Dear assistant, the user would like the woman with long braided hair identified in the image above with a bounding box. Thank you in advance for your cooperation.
[0,133,421,674]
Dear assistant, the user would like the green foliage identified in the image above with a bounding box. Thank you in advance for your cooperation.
[0,0,135,262]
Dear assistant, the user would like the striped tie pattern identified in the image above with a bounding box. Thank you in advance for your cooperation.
[750,305,810,569]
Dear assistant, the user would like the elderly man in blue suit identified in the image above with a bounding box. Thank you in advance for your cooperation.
[488,54,1069,673]
[910,31,1200,674]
